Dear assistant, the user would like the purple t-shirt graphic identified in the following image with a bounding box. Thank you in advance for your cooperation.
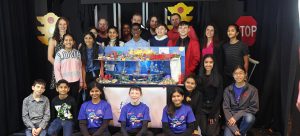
[78,100,113,128]
[161,104,195,134]
[119,102,151,131]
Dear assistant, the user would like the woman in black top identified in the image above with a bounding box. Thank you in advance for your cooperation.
[198,54,223,136]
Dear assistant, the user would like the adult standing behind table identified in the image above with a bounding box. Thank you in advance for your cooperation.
[88,26,102,46]
[48,17,71,89]
[121,23,132,43]
[131,12,151,41]
[146,15,159,38]
[167,13,198,46]
[97,18,109,44]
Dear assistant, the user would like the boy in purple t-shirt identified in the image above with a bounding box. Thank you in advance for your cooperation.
[158,87,196,136]
[113,86,153,136]
[78,81,113,136]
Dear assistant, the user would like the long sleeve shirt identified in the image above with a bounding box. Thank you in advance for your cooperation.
[223,83,259,133]
[22,94,50,129]
[54,49,83,83]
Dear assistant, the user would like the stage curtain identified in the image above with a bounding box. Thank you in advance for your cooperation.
[244,0,300,135]
[0,0,36,135]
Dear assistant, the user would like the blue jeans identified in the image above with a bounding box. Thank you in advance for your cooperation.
[224,113,255,136]
[47,118,74,136]
[25,128,47,136]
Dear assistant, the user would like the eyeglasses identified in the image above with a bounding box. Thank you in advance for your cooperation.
[233,72,245,76]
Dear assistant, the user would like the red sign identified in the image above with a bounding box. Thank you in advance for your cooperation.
[236,16,257,46]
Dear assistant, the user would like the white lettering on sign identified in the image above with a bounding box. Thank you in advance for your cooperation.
[239,25,257,37]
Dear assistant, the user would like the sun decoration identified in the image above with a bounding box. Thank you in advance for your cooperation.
[36,12,59,46]
[167,2,194,29]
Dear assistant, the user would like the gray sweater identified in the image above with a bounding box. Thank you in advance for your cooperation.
[222,83,259,133]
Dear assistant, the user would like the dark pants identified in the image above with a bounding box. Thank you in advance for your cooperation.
[113,131,154,136]
[88,128,111,136]
[69,81,80,105]
[198,110,220,136]
[85,70,99,85]
[69,81,80,130]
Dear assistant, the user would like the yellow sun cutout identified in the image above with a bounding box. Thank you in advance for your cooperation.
[167,2,194,29]
[36,12,59,46]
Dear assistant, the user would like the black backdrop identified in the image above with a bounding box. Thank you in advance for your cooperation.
[0,0,299,135]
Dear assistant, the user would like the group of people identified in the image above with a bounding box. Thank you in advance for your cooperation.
[22,12,260,136]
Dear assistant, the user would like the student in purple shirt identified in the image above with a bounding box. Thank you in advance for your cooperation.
[157,87,196,136]
[113,86,153,136]
[78,81,113,136]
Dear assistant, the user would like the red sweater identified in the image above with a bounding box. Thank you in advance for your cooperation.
[167,26,199,46]
[168,39,201,76]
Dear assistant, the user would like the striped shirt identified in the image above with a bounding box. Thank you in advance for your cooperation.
[223,41,248,75]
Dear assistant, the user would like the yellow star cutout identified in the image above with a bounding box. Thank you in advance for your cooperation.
[36,12,59,46]
[167,2,194,29]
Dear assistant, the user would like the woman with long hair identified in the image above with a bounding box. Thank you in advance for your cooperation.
[48,17,71,89]
[146,16,159,37]
[200,24,223,74]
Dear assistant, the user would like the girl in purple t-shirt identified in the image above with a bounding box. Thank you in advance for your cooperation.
[158,87,196,136]
[113,86,153,136]
[78,81,112,136]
